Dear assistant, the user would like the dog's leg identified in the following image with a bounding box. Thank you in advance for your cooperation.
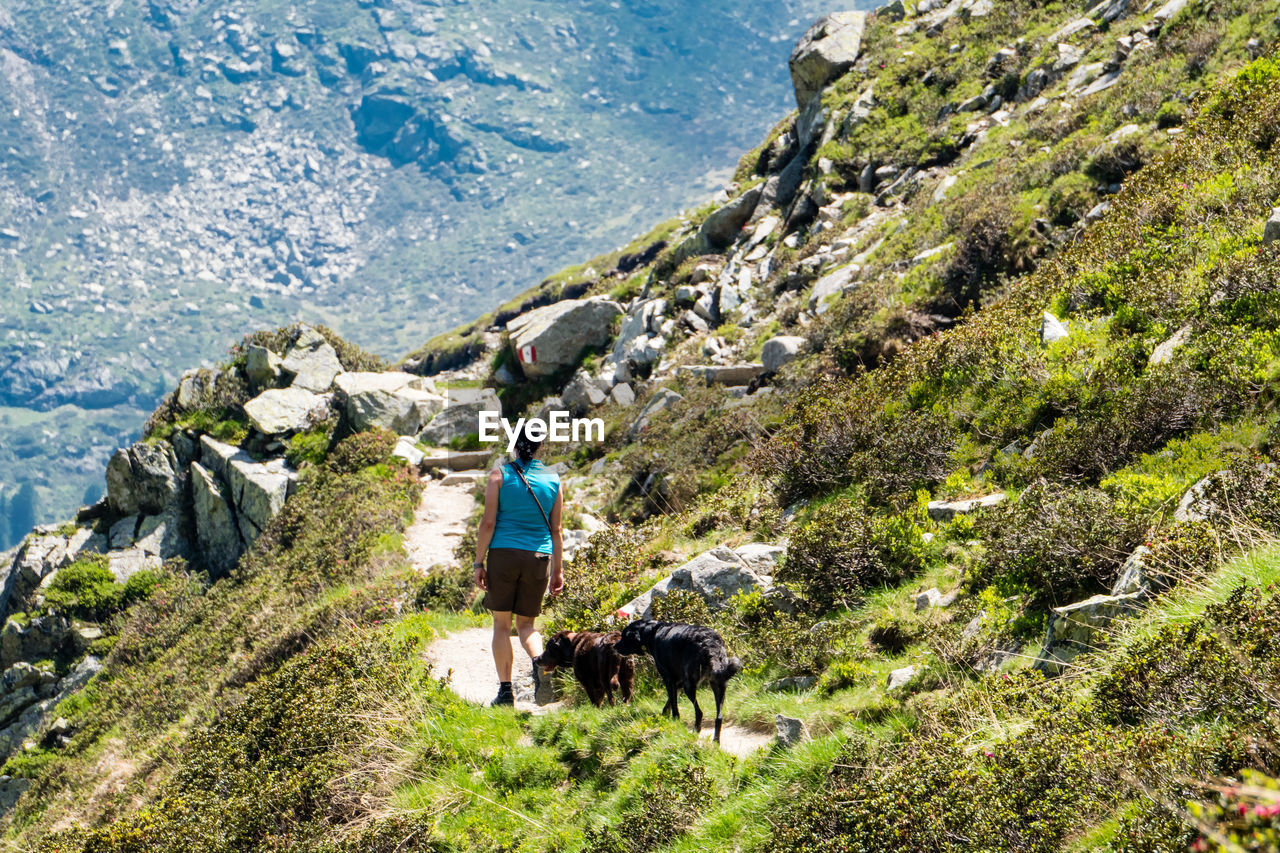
[712,681,726,744]
[684,682,703,734]
[665,677,680,720]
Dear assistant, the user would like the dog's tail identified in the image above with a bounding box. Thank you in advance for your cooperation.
[716,655,743,681]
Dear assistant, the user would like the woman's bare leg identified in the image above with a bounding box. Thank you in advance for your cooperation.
[491,611,514,682]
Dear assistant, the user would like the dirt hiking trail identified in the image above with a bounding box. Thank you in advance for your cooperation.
[408,479,775,756]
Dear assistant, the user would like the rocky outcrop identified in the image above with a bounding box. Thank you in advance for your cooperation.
[789,12,868,107]
[418,388,502,446]
[191,462,244,578]
[1034,592,1145,675]
[761,336,806,372]
[1264,207,1280,245]
[618,544,798,620]
[105,443,181,517]
[280,327,344,393]
[244,387,334,435]
[200,437,298,547]
[508,298,623,379]
[335,372,445,435]
[628,389,684,440]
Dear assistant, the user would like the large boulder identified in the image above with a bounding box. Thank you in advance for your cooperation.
[244,387,334,435]
[191,462,243,577]
[1,615,70,668]
[789,12,868,107]
[200,437,298,546]
[1265,208,1280,246]
[281,326,344,392]
[418,388,503,446]
[105,442,181,517]
[698,187,763,250]
[245,345,284,389]
[618,544,790,619]
[508,298,623,379]
[1034,592,1145,675]
[628,388,683,440]
[808,264,859,311]
[761,336,806,372]
[926,493,1006,521]
[335,372,444,435]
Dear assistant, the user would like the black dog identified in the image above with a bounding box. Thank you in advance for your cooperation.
[614,620,742,743]
[534,630,635,707]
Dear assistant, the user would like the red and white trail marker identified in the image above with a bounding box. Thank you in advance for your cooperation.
[518,344,537,364]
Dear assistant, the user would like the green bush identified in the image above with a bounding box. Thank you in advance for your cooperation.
[286,428,333,468]
[43,558,161,622]
[584,754,713,853]
[972,484,1144,606]
[414,563,474,612]
[547,526,651,633]
[327,428,400,475]
[780,499,927,613]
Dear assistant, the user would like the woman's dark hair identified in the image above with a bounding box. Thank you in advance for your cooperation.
[514,425,542,465]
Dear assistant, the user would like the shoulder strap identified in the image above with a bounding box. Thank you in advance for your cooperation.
[507,461,554,536]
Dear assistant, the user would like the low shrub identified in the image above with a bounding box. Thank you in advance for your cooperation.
[779,499,928,613]
[972,483,1144,606]
[43,557,161,622]
[547,526,651,633]
[584,754,713,853]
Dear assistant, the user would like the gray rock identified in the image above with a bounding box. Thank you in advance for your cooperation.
[1040,312,1071,345]
[619,545,789,619]
[200,436,297,546]
[106,442,181,517]
[1264,207,1280,246]
[0,775,31,814]
[1151,0,1189,22]
[1149,324,1192,366]
[677,364,766,385]
[134,510,188,559]
[1,614,70,668]
[767,675,817,692]
[915,588,943,611]
[789,12,868,107]
[508,298,623,379]
[246,346,284,388]
[959,94,988,112]
[281,327,344,393]
[1035,592,1145,675]
[562,370,610,413]
[698,187,763,251]
[775,714,809,747]
[245,387,333,435]
[629,389,684,440]
[886,665,916,692]
[926,493,1006,521]
[191,462,243,578]
[1174,473,1219,523]
[108,516,138,550]
[809,264,859,311]
[734,543,786,576]
[0,687,37,727]
[761,336,806,372]
[335,372,444,435]
[1112,545,1152,597]
[392,437,425,468]
[420,449,493,470]
[106,548,163,583]
[610,383,636,407]
[419,389,503,446]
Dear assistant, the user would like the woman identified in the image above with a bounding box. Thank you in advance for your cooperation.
[473,427,564,706]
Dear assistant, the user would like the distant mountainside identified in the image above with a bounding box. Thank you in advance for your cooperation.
[0,0,857,546]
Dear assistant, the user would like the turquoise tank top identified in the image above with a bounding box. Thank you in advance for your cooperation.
[490,460,560,554]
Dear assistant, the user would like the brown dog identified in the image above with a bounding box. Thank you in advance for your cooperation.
[535,631,635,707]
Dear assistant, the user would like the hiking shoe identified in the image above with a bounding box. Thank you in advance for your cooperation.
[491,683,515,707]
[532,662,556,705]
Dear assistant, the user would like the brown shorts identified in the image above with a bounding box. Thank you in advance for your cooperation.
[483,548,551,617]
